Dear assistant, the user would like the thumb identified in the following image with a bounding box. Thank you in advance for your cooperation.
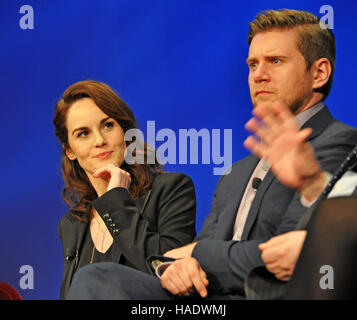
[297,128,313,142]
[259,240,271,250]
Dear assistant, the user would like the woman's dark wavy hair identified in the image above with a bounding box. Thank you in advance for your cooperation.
[53,80,162,222]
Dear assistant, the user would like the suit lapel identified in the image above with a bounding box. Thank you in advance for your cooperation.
[240,106,335,240]
[241,170,275,240]
[215,155,260,240]
[302,105,334,141]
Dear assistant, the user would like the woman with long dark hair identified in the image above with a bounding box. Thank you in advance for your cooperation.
[53,80,196,299]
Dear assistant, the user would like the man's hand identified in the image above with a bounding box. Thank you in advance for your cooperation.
[163,242,197,259]
[244,101,327,200]
[160,257,209,297]
[259,231,307,281]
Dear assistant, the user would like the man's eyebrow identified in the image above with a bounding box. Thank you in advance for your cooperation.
[246,55,288,64]
[71,116,111,136]
[264,55,287,59]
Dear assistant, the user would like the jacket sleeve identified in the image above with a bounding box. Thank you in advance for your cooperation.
[92,172,196,272]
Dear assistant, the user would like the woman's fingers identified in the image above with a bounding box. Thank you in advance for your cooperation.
[92,167,112,181]
[93,164,131,191]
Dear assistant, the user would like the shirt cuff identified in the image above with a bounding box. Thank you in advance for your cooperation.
[155,262,174,278]
[300,172,332,207]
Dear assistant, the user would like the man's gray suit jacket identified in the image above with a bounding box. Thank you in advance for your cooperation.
[191,106,357,298]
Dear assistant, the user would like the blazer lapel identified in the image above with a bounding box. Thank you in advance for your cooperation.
[240,106,335,240]
[215,155,260,240]
[135,190,152,215]
[241,170,275,240]
[63,214,88,266]
[60,213,88,299]
[302,105,334,141]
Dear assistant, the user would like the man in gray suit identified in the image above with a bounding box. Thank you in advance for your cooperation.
[244,101,357,299]
[66,9,357,300]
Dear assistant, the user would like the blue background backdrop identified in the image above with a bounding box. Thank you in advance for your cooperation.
[0,0,356,299]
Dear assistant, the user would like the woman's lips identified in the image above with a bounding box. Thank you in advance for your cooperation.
[94,151,113,159]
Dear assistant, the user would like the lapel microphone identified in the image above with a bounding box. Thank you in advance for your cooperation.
[252,177,262,191]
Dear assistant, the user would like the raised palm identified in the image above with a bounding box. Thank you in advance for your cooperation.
[244,102,321,189]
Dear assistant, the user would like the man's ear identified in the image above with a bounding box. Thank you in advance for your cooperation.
[311,57,331,90]
[63,144,77,161]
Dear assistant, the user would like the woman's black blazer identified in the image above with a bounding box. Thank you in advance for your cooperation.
[58,172,196,299]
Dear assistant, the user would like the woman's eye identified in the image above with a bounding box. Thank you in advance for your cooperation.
[272,58,280,64]
[77,131,88,138]
[104,121,114,129]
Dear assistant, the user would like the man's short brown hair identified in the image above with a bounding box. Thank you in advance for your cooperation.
[248,9,336,99]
